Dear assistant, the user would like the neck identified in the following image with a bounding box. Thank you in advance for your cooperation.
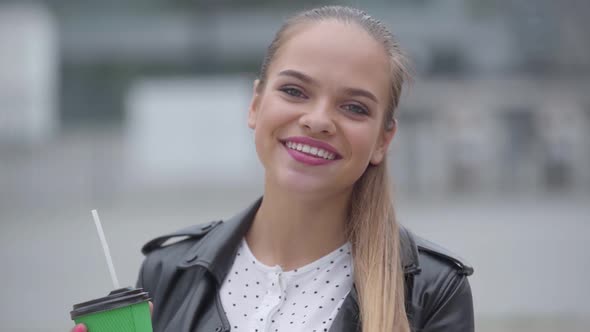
[246,182,351,271]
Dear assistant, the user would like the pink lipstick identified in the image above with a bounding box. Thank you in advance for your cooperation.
[281,136,341,166]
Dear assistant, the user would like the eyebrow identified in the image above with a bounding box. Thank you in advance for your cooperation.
[278,69,316,85]
[342,87,379,104]
[278,69,379,104]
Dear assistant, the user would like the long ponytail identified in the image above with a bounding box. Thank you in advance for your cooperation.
[348,160,410,332]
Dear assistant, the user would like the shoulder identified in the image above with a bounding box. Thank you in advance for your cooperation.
[399,226,473,278]
[402,229,475,330]
[414,234,474,277]
[141,220,223,256]
[409,231,474,297]
[137,220,223,281]
[412,233,474,307]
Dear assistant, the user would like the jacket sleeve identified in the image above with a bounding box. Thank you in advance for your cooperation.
[136,258,147,289]
[135,248,165,302]
[422,274,474,332]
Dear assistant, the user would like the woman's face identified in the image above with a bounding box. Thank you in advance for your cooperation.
[248,20,396,196]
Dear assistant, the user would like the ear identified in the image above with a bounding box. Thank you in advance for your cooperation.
[370,118,397,165]
[248,79,262,129]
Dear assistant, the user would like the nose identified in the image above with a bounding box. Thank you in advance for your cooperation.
[298,101,336,135]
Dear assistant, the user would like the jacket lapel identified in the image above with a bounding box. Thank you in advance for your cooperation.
[328,286,361,332]
[177,198,262,283]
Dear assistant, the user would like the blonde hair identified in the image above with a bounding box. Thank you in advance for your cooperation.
[258,6,411,332]
[349,160,409,332]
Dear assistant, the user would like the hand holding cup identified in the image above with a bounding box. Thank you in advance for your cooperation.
[70,301,153,332]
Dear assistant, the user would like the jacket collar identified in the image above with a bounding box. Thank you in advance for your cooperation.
[178,198,261,283]
[178,197,421,285]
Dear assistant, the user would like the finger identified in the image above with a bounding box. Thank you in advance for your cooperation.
[149,301,153,316]
[72,324,87,332]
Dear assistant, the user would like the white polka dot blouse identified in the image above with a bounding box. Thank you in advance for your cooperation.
[219,238,354,332]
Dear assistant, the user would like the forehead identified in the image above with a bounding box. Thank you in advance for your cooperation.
[268,20,391,100]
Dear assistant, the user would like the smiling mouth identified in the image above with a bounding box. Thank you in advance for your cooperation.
[283,141,337,160]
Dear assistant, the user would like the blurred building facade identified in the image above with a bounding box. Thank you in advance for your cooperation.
[0,3,58,144]
[1,0,589,197]
[0,0,590,194]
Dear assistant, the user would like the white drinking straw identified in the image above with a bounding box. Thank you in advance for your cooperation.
[91,209,120,289]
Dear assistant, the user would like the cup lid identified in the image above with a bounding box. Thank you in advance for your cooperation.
[71,287,151,319]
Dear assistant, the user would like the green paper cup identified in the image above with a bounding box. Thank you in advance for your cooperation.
[71,287,152,332]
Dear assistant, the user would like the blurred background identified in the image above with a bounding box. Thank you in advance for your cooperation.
[1,0,589,331]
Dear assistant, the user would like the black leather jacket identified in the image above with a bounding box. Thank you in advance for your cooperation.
[138,199,474,332]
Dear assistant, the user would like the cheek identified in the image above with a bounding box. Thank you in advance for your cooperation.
[253,99,290,146]
[257,98,297,132]
[346,125,380,160]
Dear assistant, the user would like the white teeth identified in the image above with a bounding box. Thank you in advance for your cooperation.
[284,141,336,160]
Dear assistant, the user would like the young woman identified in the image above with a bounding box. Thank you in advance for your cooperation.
[74,5,474,332]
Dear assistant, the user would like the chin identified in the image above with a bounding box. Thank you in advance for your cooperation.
[274,169,356,199]
[273,170,331,195]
